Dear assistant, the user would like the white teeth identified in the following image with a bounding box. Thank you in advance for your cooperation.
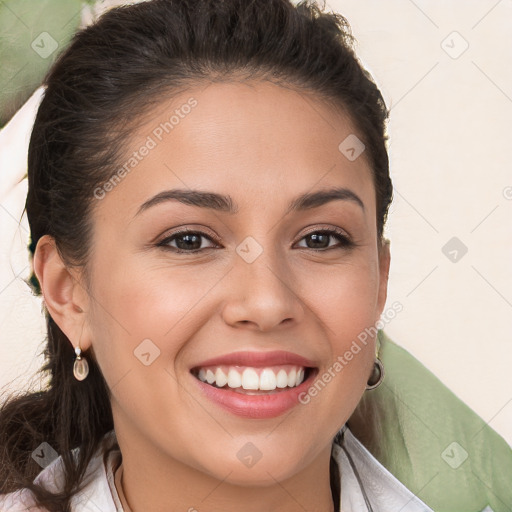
[259,369,277,390]
[215,368,228,387]
[276,369,288,388]
[242,368,259,390]
[205,369,215,384]
[287,368,297,387]
[296,368,304,386]
[195,365,308,391]
[227,368,242,388]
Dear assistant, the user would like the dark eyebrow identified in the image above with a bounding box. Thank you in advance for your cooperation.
[135,186,365,217]
[286,187,365,214]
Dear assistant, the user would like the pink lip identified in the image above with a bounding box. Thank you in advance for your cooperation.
[190,350,317,370]
[192,368,319,419]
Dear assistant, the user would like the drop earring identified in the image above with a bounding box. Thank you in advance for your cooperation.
[73,344,89,381]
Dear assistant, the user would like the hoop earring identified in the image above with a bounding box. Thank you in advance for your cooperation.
[366,358,384,390]
[73,345,89,381]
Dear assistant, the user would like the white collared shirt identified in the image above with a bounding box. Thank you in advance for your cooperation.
[0,427,434,511]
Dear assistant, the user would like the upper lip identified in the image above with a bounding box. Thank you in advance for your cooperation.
[190,350,318,369]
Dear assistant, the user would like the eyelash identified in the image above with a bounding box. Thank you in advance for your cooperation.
[157,227,354,254]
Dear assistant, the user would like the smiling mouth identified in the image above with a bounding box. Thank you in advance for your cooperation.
[190,365,317,394]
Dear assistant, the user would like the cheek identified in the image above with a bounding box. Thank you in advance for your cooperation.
[86,264,195,431]
[89,250,211,340]
[304,255,381,337]
[299,257,380,403]
[86,252,226,390]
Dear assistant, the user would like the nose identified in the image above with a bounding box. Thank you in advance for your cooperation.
[221,242,305,332]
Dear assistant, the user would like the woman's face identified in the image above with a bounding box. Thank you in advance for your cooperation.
[80,80,390,485]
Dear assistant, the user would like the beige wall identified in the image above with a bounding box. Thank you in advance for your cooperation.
[327,0,512,445]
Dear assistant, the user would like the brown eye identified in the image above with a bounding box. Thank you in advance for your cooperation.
[295,229,353,250]
[159,230,218,253]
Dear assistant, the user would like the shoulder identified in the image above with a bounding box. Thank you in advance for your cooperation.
[0,430,119,512]
[0,488,46,511]
[333,426,434,511]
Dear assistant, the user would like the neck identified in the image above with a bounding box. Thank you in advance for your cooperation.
[112,426,337,512]
[115,461,336,512]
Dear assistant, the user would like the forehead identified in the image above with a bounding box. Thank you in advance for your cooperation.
[93,80,376,219]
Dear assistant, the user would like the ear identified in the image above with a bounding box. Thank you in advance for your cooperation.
[33,234,92,351]
[376,237,391,319]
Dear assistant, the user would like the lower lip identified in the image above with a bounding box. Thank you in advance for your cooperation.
[191,369,318,419]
